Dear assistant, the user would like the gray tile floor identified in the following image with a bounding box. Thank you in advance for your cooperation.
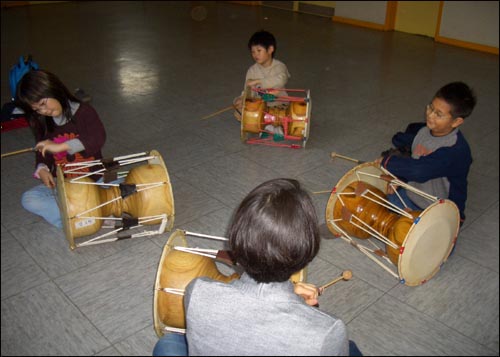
[1,1,498,356]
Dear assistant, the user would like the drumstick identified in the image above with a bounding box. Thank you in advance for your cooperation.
[1,147,35,158]
[312,190,332,194]
[330,152,364,164]
[317,270,352,295]
[201,105,235,120]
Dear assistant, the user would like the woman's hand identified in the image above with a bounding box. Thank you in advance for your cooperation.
[294,282,319,307]
[35,140,70,157]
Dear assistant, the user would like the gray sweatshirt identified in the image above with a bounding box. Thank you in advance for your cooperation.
[185,273,349,356]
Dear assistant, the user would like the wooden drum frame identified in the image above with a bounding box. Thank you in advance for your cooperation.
[325,162,460,286]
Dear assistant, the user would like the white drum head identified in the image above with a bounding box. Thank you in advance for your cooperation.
[399,200,459,286]
[148,149,175,231]
[56,165,75,250]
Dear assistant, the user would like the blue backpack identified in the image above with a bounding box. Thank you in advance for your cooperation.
[9,55,39,100]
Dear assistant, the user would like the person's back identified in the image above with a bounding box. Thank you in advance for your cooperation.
[185,274,348,356]
[184,178,349,356]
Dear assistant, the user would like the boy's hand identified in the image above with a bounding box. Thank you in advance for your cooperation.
[246,79,261,87]
[294,282,319,306]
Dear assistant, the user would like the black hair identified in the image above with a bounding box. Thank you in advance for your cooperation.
[16,70,80,139]
[228,178,320,283]
[248,30,277,57]
[434,81,477,119]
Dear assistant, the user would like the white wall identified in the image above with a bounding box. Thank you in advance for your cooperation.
[334,1,387,25]
[439,1,499,48]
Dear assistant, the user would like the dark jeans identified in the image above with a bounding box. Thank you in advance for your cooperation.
[152,333,362,356]
[349,340,363,356]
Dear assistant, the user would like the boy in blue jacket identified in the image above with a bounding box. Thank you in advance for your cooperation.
[379,82,476,226]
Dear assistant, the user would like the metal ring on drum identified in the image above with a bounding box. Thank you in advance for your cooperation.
[153,229,308,337]
[56,150,175,250]
[325,162,460,286]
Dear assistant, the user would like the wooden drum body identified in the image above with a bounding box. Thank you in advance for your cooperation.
[240,88,311,148]
[153,229,308,336]
[153,230,239,336]
[326,162,459,286]
[57,150,175,249]
[288,101,308,138]
[241,99,265,134]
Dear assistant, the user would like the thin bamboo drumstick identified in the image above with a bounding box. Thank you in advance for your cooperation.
[201,105,235,120]
[330,152,364,164]
[312,190,332,194]
[1,147,34,158]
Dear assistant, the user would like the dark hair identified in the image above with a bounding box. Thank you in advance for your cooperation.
[228,178,320,283]
[434,81,477,119]
[248,30,277,57]
[16,70,80,138]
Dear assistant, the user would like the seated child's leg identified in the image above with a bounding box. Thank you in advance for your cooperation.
[153,333,188,356]
[387,188,421,212]
[21,184,62,229]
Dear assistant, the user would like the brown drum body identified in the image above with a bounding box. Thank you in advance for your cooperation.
[242,99,265,133]
[326,162,459,286]
[58,150,174,250]
[154,230,239,336]
[386,211,421,265]
[333,181,400,239]
[157,249,239,330]
[288,101,307,137]
[154,230,307,336]
[99,164,172,225]
[61,176,104,237]
[62,164,172,238]
[333,181,421,265]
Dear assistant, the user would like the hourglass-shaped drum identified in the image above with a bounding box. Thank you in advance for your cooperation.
[240,88,311,148]
[326,162,459,286]
[153,229,308,336]
[57,150,175,249]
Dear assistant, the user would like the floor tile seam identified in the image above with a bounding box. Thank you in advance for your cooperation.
[455,253,500,275]
[386,289,499,352]
[171,175,230,211]
[109,323,155,356]
[343,291,388,325]
[3,225,61,296]
[1,279,113,352]
[171,207,232,233]
[44,237,159,282]
[461,199,500,228]
[240,152,328,177]
[168,147,239,173]
[51,280,114,350]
